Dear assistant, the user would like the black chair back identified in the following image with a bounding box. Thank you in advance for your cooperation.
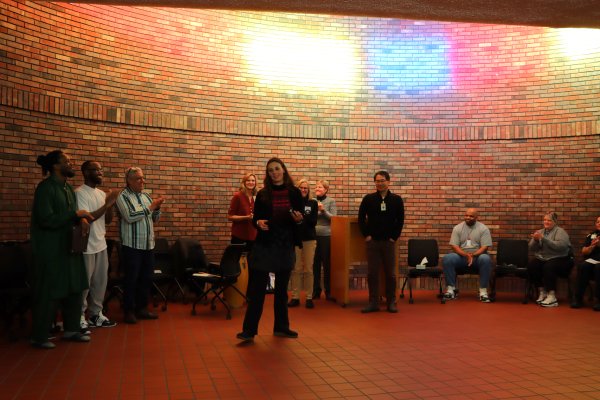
[173,238,209,274]
[219,244,245,279]
[154,237,172,272]
[496,239,529,268]
[0,242,29,290]
[407,239,439,268]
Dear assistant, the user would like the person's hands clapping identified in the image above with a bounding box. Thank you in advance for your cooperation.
[105,189,121,207]
[257,219,269,231]
[76,210,94,222]
[150,196,165,211]
[290,210,303,223]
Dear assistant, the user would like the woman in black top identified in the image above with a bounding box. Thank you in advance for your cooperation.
[288,179,318,309]
[237,157,304,342]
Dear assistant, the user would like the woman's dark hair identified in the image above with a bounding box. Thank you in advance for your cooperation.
[263,157,294,188]
[261,157,295,201]
[36,150,64,176]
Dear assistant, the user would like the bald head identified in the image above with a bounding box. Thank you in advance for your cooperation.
[464,208,479,226]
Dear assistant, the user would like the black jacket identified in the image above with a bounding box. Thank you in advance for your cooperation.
[253,185,304,247]
[358,190,404,241]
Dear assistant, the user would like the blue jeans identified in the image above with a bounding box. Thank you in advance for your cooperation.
[442,252,492,289]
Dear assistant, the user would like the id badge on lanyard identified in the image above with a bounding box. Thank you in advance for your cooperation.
[380,201,386,212]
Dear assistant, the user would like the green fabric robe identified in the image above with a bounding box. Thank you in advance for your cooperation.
[30,174,88,340]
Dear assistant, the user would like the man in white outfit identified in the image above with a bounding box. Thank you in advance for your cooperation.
[76,160,120,329]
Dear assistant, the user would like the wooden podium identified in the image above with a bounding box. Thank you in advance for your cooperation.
[330,216,398,307]
[330,216,366,307]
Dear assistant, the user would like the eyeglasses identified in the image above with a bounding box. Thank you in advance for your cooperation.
[374,179,388,183]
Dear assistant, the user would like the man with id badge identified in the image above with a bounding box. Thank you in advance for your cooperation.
[442,208,493,302]
[358,171,405,313]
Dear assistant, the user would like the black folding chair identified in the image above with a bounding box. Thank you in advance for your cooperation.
[490,239,530,303]
[0,241,32,341]
[190,244,246,319]
[400,239,445,304]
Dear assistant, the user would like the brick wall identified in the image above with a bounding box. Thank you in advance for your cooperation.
[1,1,599,267]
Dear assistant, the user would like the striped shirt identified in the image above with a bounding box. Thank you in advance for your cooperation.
[116,187,161,250]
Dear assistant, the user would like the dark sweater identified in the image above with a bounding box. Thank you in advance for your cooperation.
[298,197,318,241]
[358,190,405,241]
[253,184,303,246]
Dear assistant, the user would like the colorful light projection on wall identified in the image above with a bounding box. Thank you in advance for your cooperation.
[557,28,600,59]
[365,27,451,96]
[244,29,358,93]
[243,21,451,97]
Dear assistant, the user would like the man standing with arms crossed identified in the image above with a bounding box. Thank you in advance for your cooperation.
[358,171,405,313]
[76,160,120,330]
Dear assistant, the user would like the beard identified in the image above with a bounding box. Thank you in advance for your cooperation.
[63,166,76,178]
[91,175,103,186]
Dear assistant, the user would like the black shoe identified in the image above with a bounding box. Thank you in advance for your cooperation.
[274,329,298,338]
[361,304,380,313]
[124,312,137,324]
[287,299,300,307]
[136,309,159,320]
[236,331,255,342]
[31,340,56,349]
[570,301,584,309]
[594,303,600,312]
[325,295,336,302]
[387,303,398,313]
[312,290,322,300]
[305,299,314,309]
[62,332,91,342]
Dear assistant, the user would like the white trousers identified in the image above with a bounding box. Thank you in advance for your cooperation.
[81,249,109,316]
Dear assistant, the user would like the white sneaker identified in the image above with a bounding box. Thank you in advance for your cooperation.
[80,315,89,330]
[536,292,547,304]
[443,289,456,300]
[88,312,117,328]
[540,296,558,308]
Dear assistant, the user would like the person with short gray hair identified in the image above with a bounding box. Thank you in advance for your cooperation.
[527,211,572,308]
[116,167,165,324]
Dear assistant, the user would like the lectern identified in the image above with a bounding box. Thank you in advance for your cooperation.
[330,216,399,307]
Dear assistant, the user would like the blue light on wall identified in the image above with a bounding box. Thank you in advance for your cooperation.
[366,30,451,96]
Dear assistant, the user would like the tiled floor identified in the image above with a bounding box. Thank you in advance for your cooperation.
[1,290,600,400]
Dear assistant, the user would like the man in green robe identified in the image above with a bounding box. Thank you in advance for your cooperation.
[30,150,94,349]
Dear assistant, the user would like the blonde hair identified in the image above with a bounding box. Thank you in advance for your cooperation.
[315,179,330,192]
[239,173,257,196]
[296,178,311,199]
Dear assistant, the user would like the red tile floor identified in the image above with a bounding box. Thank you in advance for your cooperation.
[1,290,600,400]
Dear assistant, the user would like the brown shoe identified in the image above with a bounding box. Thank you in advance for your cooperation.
[136,309,158,320]
[124,312,137,324]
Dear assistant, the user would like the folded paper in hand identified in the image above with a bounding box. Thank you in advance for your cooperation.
[416,257,428,270]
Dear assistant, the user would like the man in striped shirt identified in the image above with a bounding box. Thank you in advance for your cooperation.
[116,167,165,324]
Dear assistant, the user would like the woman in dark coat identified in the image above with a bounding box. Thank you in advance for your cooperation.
[237,157,303,342]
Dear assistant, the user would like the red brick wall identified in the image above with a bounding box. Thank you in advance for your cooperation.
[1,1,599,264]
